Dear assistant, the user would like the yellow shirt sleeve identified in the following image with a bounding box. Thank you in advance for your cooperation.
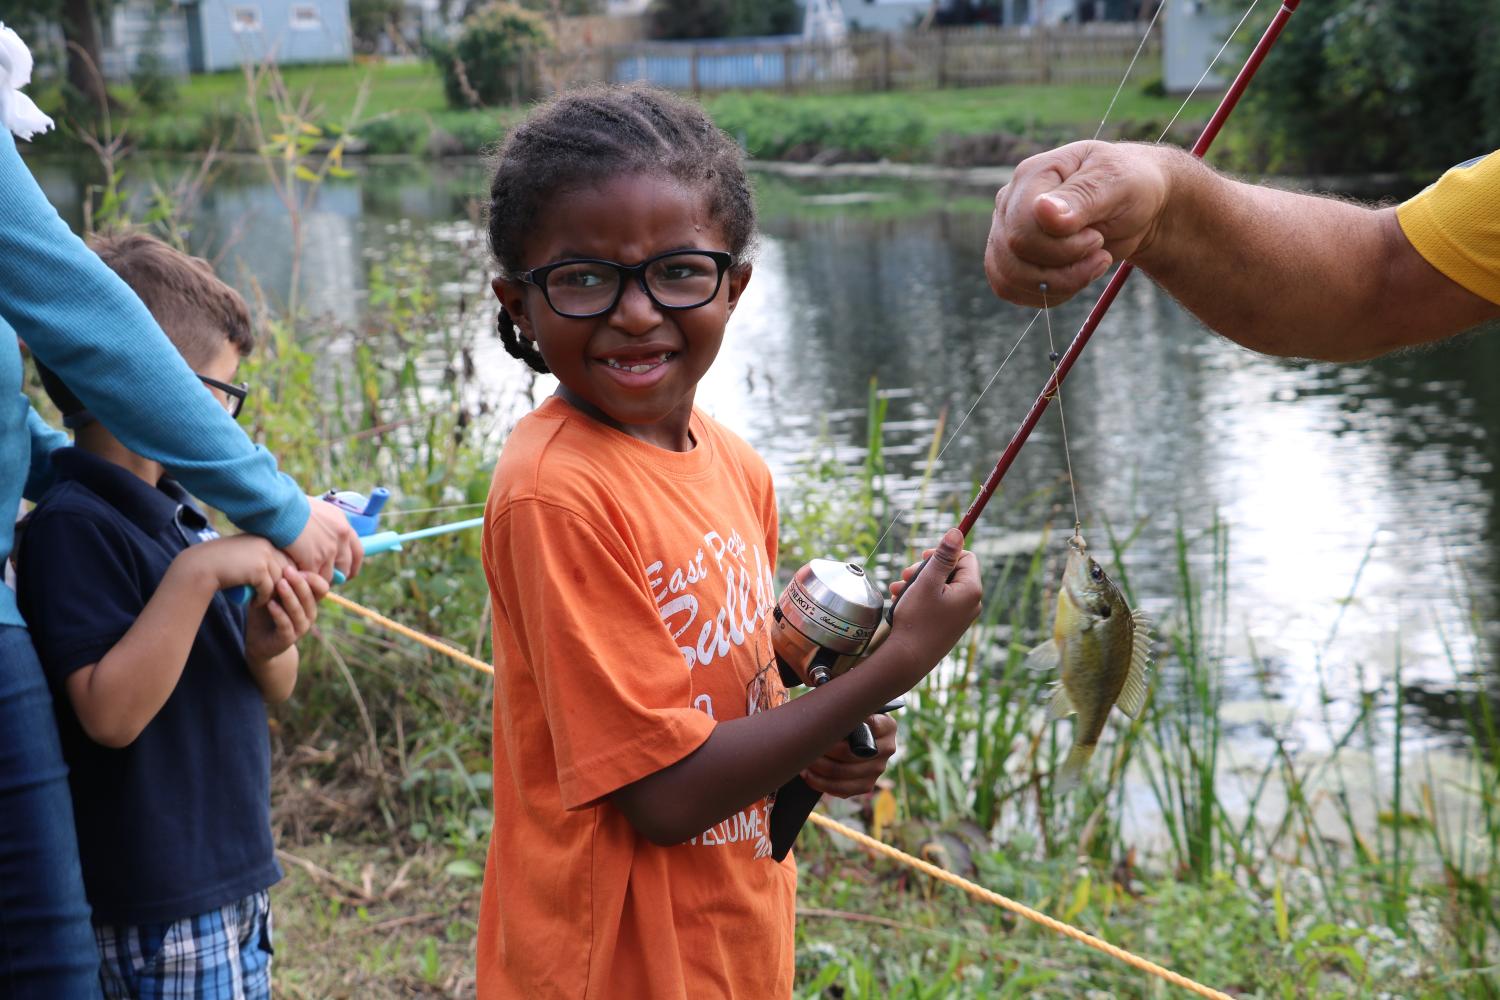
[1396,152,1500,305]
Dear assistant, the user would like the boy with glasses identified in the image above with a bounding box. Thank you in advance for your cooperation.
[14,233,325,1000]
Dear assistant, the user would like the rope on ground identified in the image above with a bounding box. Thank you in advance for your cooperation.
[323,592,494,675]
[321,595,1229,998]
[805,812,1234,1000]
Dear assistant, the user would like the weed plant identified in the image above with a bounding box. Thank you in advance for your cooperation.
[35,64,1498,998]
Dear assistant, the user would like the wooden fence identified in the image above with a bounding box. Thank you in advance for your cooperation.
[532,24,1159,97]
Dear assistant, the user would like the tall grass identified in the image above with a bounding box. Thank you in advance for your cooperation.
[44,63,1499,997]
[789,391,1499,997]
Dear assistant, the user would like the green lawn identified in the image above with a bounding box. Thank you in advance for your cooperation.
[39,59,1217,160]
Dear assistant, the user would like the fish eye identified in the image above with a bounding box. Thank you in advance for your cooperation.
[1089,562,1105,582]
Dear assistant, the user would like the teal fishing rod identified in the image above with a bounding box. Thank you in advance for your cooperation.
[226,489,483,604]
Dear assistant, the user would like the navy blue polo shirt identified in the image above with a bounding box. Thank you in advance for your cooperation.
[15,448,281,925]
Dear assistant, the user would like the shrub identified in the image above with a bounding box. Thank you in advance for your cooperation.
[429,4,553,109]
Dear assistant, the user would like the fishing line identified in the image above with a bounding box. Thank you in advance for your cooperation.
[1159,0,1265,143]
[859,309,1045,569]
[1040,283,1083,542]
[379,501,487,519]
[1092,0,1170,142]
[859,0,1266,569]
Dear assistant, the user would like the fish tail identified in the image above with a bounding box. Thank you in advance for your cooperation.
[1055,743,1097,793]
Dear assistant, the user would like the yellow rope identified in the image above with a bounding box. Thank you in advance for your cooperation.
[321,594,1230,998]
[806,812,1234,999]
[323,592,494,675]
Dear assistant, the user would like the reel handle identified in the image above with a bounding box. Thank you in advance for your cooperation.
[848,722,878,759]
[769,698,904,862]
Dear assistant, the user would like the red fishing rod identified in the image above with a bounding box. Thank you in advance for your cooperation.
[960,0,1302,536]
[767,0,1303,862]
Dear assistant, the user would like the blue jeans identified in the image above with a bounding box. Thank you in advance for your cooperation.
[0,623,101,998]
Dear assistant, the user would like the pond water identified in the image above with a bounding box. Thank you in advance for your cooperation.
[31,155,1499,807]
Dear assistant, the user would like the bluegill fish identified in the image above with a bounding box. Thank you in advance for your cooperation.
[1026,536,1151,791]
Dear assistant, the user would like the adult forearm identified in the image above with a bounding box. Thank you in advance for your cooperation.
[613,649,913,846]
[0,133,308,543]
[1137,150,1496,360]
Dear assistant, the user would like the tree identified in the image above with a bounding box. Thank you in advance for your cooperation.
[429,3,554,108]
[1237,0,1500,174]
[647,0,801,40]
[0,0,115,115]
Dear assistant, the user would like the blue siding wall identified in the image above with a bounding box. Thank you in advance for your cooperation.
[190,0,351,72]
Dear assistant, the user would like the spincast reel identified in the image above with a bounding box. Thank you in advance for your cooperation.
[770,558,885,689]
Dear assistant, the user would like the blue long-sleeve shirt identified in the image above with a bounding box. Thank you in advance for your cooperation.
[0,128,309,627]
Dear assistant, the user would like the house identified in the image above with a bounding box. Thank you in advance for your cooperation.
[100,0,352,78]
[838,0,1154,31]
[1162,0,1230,92]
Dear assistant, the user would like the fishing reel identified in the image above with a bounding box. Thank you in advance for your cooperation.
[771,558,887,691]
[767,558,900,861]
[226,485,389,604]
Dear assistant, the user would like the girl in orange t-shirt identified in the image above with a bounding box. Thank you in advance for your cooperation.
[478,85,983,1000]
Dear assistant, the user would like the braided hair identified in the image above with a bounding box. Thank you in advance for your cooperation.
[487,85,757,374]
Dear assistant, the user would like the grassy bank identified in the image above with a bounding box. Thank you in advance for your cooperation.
[28,76,1496,997]
[34,59,1216,162]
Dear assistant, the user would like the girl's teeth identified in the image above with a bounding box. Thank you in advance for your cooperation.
[604,352,674,373]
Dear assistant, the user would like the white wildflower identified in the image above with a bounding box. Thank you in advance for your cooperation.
[0,23,54,140]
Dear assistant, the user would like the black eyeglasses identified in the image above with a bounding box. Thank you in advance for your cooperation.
[520,249,735,319]
[198,373,248,420]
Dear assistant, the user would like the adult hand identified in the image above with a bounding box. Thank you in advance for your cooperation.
[985,140,1174,308]
[283,497,363,582]
[801,713,897,798]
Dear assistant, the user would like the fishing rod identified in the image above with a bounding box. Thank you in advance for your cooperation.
[766,0,1304,862]
[226,488,484,604]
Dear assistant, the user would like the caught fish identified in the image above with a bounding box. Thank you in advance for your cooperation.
[1026,536,1151,792]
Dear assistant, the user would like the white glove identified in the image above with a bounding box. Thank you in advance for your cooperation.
[0,23,54,140]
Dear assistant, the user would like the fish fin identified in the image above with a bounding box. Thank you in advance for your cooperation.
[1116,611,1154,719]
[1055,743,1096,793]
[1045,683,1074,720]
[1025,638,1060,673]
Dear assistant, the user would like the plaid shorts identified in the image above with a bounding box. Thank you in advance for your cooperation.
[93,889,274,1000]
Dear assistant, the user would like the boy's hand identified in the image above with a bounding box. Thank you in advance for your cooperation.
[183,534,293,605]
[244,566,328,665]
[801,713,897,798]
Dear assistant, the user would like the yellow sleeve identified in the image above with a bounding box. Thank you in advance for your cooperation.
[1396,152,1500,305]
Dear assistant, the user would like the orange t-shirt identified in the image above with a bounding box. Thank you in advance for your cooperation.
[477,396,797,1000]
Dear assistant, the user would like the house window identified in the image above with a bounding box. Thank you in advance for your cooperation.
[230,6,262,32]
[290,5,321,29]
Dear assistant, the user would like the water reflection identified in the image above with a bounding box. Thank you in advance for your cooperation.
[28,156,1497,756]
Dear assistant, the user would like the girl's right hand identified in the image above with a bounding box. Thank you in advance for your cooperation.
[179,534,292,605]
[882,528,982,686]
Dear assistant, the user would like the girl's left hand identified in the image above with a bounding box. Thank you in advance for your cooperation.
[801,713,897,798]
[244,566,329,664]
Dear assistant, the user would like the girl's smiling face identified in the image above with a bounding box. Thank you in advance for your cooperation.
[494,172,751,452]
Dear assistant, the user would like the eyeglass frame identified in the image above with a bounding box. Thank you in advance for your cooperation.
[197,373,248,420]
[518,249,736,319]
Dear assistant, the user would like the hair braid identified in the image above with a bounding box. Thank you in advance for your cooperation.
[496,305,549,374]
[486,85,758,372]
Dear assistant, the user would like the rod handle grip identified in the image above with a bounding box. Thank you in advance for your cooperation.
[885,554,960,625]
[767,700,904,861]
[226,563,348,606]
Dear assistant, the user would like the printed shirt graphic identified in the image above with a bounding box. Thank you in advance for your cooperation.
[478,397,796,1000]
[1396,150,1500,305]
